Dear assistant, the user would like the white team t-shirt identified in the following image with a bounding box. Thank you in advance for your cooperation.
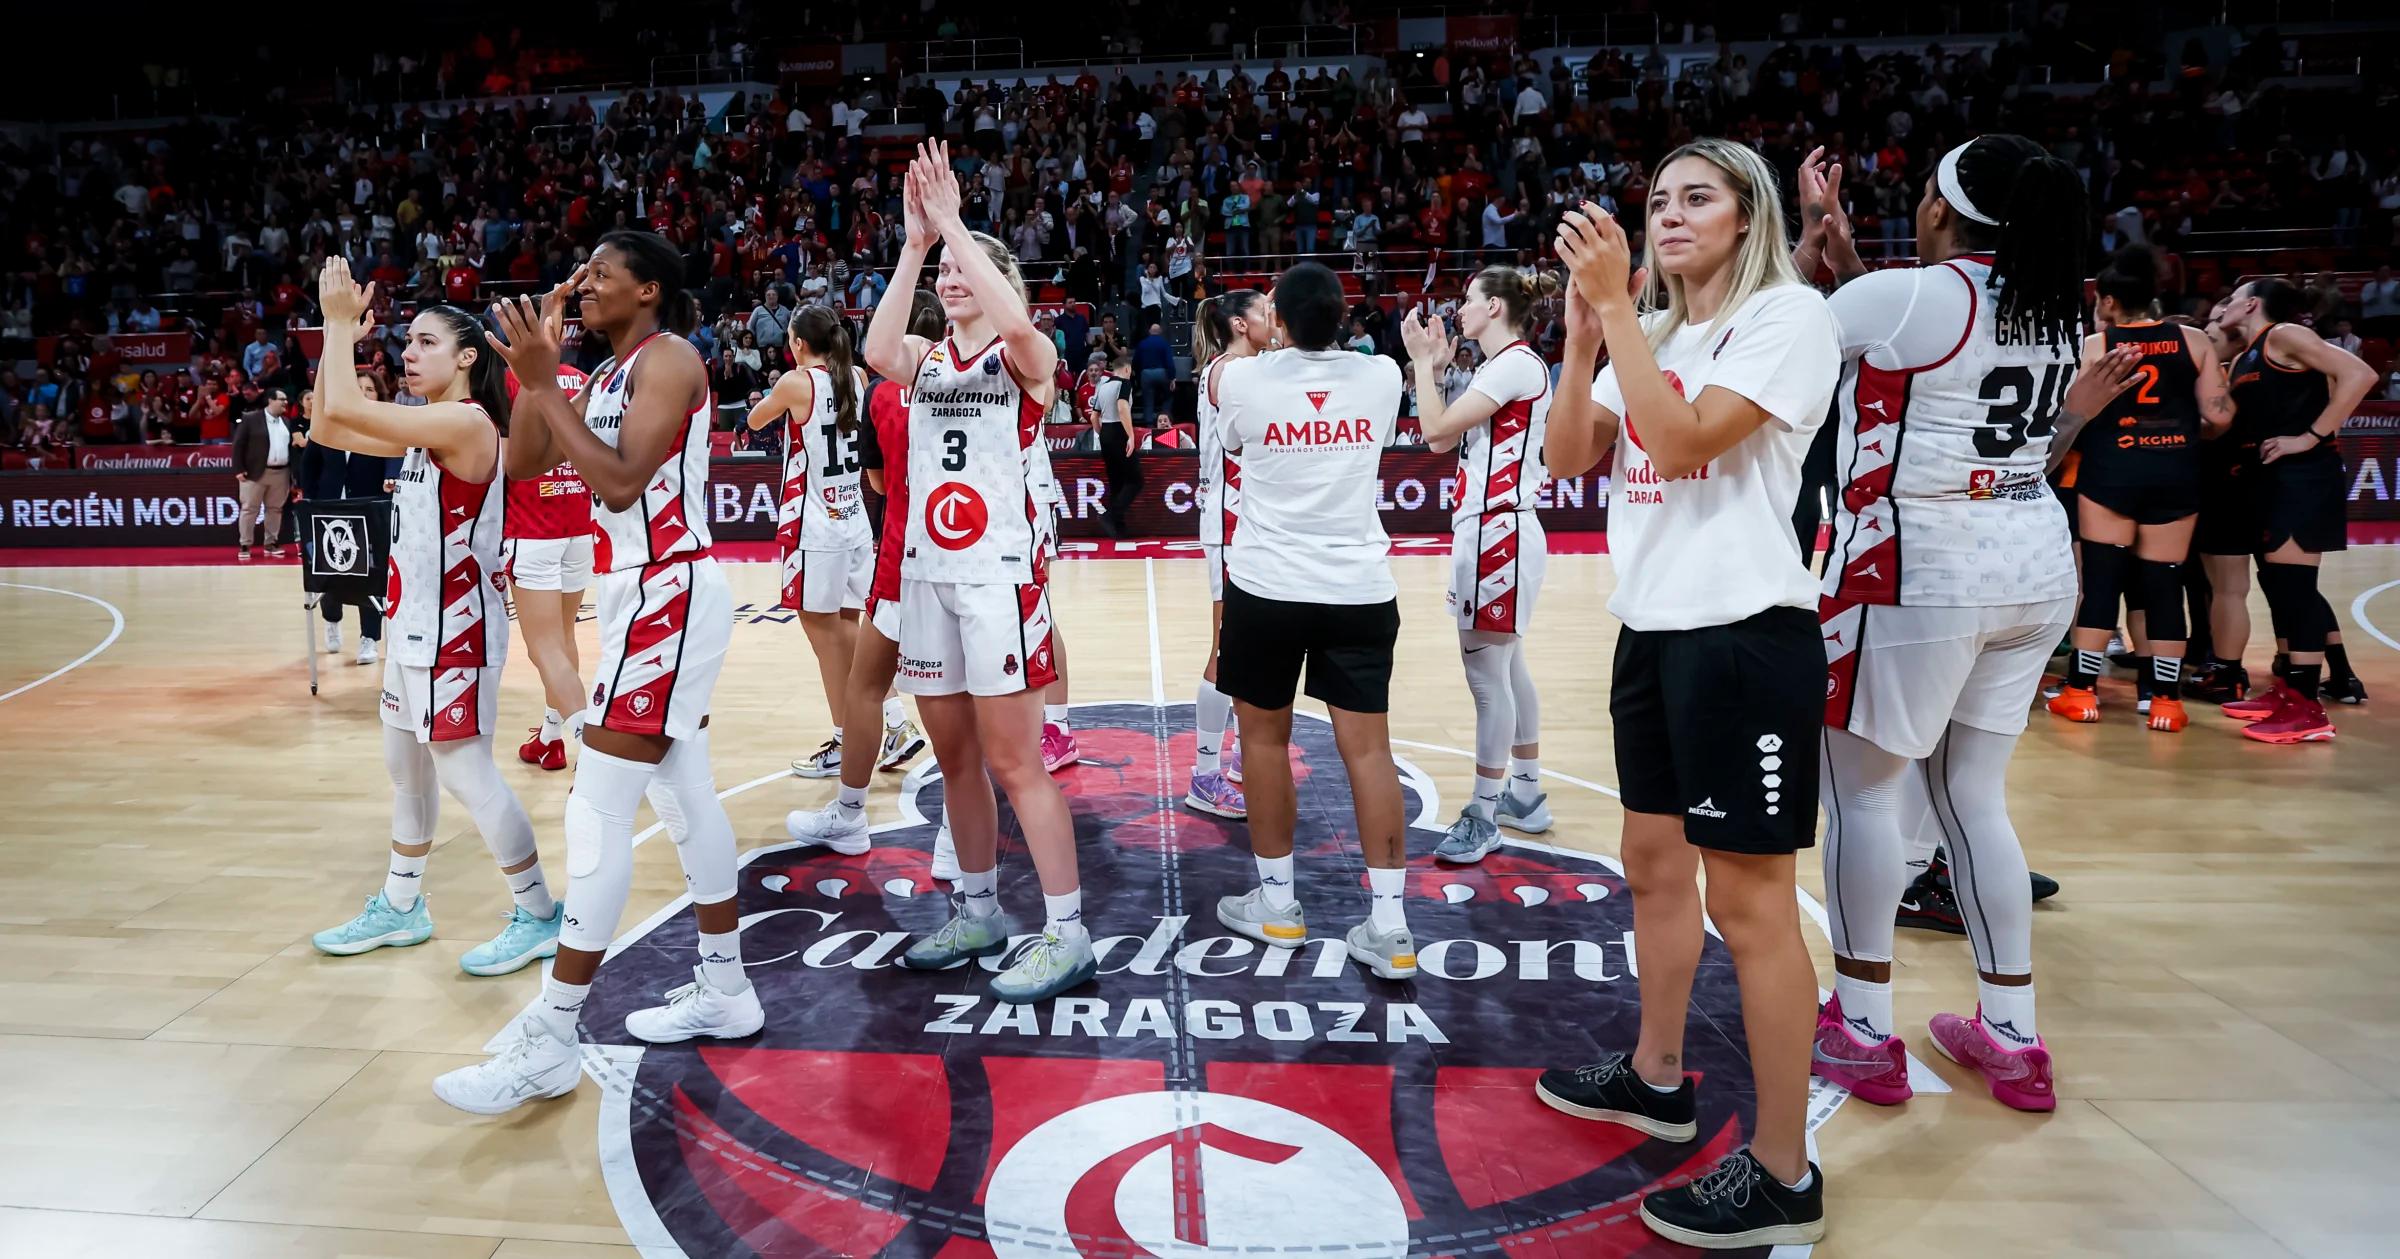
[1593,283,1840,632]
[1217,348,1403,604]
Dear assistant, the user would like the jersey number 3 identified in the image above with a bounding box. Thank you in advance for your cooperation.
[1973,363,2070,458]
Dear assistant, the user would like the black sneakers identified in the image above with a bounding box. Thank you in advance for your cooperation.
[1639,1148,1827,1249]
[1895,863,1965,934]
[2189,662,2250,704]
[2322,674,2370,706]
[1533,1053,1696,1140]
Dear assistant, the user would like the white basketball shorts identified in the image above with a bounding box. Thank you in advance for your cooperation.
[587,556,734,741]
[381,659,501,744]
[896,578,1059,697]
[781,542,873,615]
[1822,598,2075,759]
[505,535,595,593]
[1448,511,1547,633]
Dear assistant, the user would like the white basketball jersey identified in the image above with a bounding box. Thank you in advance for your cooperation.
[780,365,870,552]
[903,333,1042,585]
[1025,423,1063,507]
[385,418,507,668]
[1822,257,2077,608]
[584,332,715,575]
[1196,354,1243,547]
[1454,341,1552,522]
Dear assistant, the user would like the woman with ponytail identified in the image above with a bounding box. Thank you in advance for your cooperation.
[2047,244,2234,733]
[1399,265,1561,863]
[304,262,556,990]
[1796,135,2144,1125]
[749,304,879,779]
[1183,287,1273,821]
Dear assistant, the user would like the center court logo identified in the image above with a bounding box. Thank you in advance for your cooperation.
[581,704,1818,1257]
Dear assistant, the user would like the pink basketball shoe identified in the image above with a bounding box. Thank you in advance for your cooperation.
[1809,994,1912,1105]
[1929,1008,2056,1112]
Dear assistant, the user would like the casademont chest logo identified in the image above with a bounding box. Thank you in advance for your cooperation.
[577,704,1834,1257]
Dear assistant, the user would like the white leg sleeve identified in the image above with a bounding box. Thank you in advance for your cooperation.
[383,726,440,846]
[559,746,655,952]
[428,736,539,868]
[1507,637,1540,746]
[1923,723,2034,977]
[1820,726,1912,966]
[653,729,739,903]
[1459,629,1517,769]
[1895,762,1943,874]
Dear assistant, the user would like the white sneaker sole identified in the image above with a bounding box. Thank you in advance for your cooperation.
[1182,790,1247,819]
[1532,1080,1699,1141]
[1346,941,1418,980]
[626,1004,766,1045]
[1497,806,1552,834]
[433,1071,579,1116]
[1434,839,1501,864]
[459,935,559,977]
[785,812,872,854]
[1637,1204,1823,1249]
[313,927,432,956]
[1215,904,1306,949]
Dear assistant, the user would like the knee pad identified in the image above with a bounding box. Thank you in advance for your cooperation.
[2075,541,2132,631]
[2137,559,2188,643]
[559,792,635,952]
[2256,563,2327,652]
[430,738,538,867]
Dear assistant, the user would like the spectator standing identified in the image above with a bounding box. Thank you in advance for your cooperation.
[2360,265,2400,338]
[748,287,793,346]
[233,388,299,561]
[1222,186,1254,259]
[1134,322,1176,426]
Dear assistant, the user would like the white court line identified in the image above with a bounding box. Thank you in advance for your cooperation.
[0,582,126,703]
[2351,578,2400,653]
[1141,557,1166,705]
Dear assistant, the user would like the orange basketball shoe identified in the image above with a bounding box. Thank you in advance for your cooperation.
[2045,685,2101,723]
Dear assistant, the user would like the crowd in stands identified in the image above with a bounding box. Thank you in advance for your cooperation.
[5,8,2398,460]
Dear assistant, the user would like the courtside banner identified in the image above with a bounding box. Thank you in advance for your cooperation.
[17,430,2399,546]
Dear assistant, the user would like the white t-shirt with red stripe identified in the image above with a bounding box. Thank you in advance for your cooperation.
[1592,283,1839,633]
[1453,340,1551,521]
[584,333,716,574]
[1819,257,2077,609]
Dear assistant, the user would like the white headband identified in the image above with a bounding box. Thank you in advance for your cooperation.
[1936,144,2000,227]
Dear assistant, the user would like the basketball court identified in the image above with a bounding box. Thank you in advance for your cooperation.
[2,546,2396,1257]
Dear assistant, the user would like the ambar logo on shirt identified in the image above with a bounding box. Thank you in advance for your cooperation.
[1263,416,1376,449]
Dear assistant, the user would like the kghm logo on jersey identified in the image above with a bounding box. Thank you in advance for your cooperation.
[574,703,1847,1258]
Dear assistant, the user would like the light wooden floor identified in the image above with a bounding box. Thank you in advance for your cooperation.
[2,550,2397,1259]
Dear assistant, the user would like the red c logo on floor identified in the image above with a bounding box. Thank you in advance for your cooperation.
[926,482,988,550]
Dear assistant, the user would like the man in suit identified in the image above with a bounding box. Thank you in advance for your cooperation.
[233,388,298,560]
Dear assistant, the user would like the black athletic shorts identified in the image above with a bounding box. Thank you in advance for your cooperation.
[1218,579,1399,713]
[2257,457,2348,555]
[2075,479,2200,527]
[1612,605,1822,856]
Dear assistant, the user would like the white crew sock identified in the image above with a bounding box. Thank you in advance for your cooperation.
[837,782,867,813]
[1194,680,1232,774]
[536,970,589,1042]
[1507,756,1541,800]
[1469,776,1503,823]
[540,707,564,744]
[384,849,427,911]
[959,866,1000,918]
[1832,973,1895,1043]
[698,928,749,994]
[508,861,557,919]
[1784,1167,1817,1192]
[1043,703,1070,732]
[882,695,906,727]
[1978,980,2039,1048]
[1255,853,1297,911]
[1043,890,1088,942]
[1367,865,1407,932]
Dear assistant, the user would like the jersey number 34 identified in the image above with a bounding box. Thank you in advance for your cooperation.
[1973,363,2071,458]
